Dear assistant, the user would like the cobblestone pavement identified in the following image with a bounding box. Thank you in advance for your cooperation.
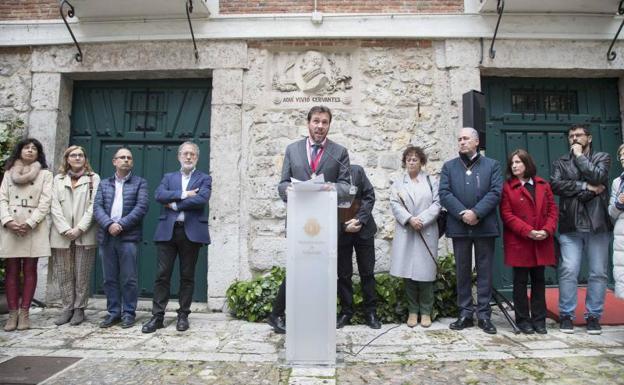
[0,304,623,384]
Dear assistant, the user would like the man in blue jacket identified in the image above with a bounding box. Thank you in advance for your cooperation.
[439,127,503,334]
[142,141,212,333]
[94,147,149,328]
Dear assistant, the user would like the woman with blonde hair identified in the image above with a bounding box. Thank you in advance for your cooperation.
[0,138,53,331]
[50,145,100,326]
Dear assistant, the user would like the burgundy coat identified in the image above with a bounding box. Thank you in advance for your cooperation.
[500,176,558,267]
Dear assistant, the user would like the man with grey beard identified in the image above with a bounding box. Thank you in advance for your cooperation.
[142,141,212,334]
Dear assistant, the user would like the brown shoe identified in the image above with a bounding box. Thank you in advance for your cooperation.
[4,310,18,332]
[407,313,418,328]
[17,309,30,330]
[420,314,432,328]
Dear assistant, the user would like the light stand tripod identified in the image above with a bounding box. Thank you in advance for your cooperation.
[491,287,520,334]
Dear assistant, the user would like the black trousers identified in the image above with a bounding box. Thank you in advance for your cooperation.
[151,225,202,317]
[272,280,286,317]
[452,237,495,320]
[512,266,546,326]
[337,234,377,316]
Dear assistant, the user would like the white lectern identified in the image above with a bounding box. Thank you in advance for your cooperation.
[285,188,337,366]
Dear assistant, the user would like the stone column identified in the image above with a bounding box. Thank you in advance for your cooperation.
[28,72,73,303]
[207,68,244,310]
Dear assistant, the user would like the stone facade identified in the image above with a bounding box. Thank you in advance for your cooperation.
[1,36,623,308]
[242,40,458,275]
[0,47,33,126]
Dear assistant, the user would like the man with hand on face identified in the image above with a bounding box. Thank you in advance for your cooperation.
[267,105,351,334]
[142,141,212,333]
[94,147,149,329]
[551,124,611,335]
[439,127,503,335]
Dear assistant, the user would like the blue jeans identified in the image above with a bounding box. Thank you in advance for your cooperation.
[100,238,138,319]
[558,231,610,319]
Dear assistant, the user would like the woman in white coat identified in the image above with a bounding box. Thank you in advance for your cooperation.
[0,138,53,331]
[50,145,100,326]
[608,143,624,299]
[390,145,441,328]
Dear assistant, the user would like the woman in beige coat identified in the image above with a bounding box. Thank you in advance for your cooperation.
[0,138,53,331]
[50,145,100,326]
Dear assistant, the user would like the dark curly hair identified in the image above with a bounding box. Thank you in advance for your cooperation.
[4,137,48,171]
[401,145,428,168]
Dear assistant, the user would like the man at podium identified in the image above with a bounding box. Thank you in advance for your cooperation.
[267,105,352,334]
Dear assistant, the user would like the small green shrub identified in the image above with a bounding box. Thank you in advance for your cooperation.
[0,118,23,286]
[226,266,285,322]
[0,118,23,172]
[226,254,459,323]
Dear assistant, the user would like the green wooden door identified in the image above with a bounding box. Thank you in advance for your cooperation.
[482,77,622,297]
[69,79,212,301]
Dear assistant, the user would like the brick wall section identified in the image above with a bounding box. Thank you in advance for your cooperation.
[248,39,433,49]
[1,0,59,20]
[221,1,463,14]
[2,0,462,21]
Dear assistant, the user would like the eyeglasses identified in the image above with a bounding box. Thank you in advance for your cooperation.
[568,133,587,139]
[68,153,85,159]
[115,155,133,160]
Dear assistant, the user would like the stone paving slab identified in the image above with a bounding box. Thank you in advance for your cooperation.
[0,307,622,384]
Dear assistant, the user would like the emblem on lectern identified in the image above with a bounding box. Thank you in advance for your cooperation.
[303,218,321,237]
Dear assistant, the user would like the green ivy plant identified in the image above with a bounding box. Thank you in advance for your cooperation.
[0,117,23,287]
[226,254,459,324]
[226,266,285,322]
[0,118,23,173]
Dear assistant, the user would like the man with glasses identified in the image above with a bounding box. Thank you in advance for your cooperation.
[94,147,149,328]
[551,124,612,335]
[142,142,212,333]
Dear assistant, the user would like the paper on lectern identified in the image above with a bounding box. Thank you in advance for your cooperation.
[290,174,329,192]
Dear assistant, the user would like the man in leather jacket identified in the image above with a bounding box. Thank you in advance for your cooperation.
[550,124,612,335]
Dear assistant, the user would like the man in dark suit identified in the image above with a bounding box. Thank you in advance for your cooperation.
[94,147,149,329]
[142,141,212,333]
[337,164,381,329]
[439,127,503,335]
[267,105,351,334]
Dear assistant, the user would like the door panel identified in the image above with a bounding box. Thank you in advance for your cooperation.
[70,79,212,302]
[483,77,621,297]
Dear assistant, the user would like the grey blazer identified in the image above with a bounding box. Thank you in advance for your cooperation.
[277,137,351,202]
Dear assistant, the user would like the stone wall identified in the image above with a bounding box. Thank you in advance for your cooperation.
[242,39,464,276]
[0,47,33,126]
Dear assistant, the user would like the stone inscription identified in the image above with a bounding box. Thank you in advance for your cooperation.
[269,50,354,107]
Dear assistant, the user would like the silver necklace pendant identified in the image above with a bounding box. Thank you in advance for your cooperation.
[466,170,472,176]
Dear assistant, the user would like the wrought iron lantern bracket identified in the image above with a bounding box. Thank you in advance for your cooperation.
[489,0,505,59]
[607,0,624,61]
[186,0,200,61]
[60,0,83,62]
